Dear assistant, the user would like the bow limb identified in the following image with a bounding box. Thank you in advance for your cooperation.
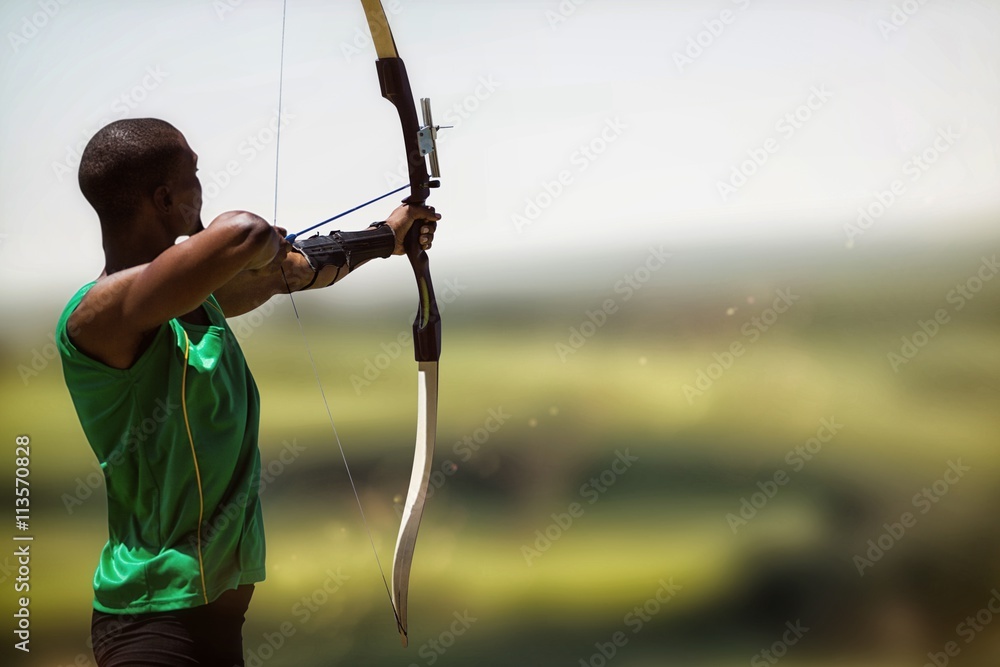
[361,0,443,647]
[392,362,437,647]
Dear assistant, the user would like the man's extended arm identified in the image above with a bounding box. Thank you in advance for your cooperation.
[68,211,281,369]
[213,203,440,317]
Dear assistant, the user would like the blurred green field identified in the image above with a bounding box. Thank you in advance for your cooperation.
[2,242,1000,666]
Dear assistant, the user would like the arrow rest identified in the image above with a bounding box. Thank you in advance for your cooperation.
[417,97,451,180]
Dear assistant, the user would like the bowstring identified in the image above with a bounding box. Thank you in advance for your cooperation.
[271,0,402,632]
[286,184,409,242]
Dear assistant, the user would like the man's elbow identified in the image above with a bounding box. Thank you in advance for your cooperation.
[214,211,277,263]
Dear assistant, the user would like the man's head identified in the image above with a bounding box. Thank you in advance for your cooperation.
[79,118,203,237]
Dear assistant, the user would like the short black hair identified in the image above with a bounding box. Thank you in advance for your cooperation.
[78,118,187,226]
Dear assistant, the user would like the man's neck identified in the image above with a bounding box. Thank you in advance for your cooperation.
[101,220,173,276]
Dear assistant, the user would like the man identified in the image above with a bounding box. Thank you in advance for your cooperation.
[56,118,440,666]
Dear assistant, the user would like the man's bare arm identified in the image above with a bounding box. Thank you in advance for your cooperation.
[214,203,441,317]
[68,211,280,369]
[212,226,311,317]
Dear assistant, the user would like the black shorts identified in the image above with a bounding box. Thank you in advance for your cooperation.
[91,585,254,667]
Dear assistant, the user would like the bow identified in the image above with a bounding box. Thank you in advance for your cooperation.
[273,0,443,648]
[360,0,442,648]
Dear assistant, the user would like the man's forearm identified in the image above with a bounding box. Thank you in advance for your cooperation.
[212,267,289,317]
[212,242,360,316]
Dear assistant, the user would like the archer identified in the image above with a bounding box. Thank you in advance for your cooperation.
[56,117,440,665]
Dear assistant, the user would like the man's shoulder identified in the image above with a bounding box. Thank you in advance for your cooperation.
[56,281,98,340]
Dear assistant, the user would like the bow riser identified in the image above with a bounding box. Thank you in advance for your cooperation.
[372,57,442,363]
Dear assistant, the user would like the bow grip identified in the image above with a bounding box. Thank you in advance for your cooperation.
[404,219,441,363]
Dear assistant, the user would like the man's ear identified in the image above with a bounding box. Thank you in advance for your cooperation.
[152,184,173,214]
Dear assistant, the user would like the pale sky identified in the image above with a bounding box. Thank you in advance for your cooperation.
[1,0,998,309]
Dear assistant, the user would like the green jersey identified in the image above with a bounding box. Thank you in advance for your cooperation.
[57,283,266,614]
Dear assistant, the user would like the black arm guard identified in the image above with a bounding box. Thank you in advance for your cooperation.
[291,224,396,272]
